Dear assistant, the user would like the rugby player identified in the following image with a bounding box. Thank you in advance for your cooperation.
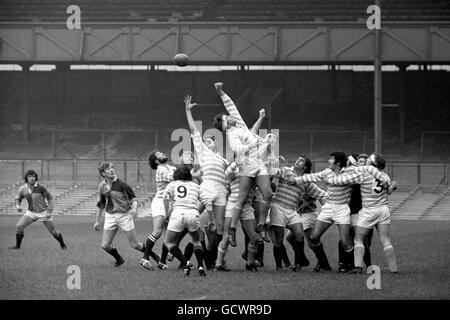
[140,150,175,270]
[163,165,207,276]
[10,170,66,250]
[94,162,145,267]
[213,82,274,246]
[327,153,398,274]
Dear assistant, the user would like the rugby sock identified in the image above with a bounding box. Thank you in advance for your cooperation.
[363,246,372,267]
[344,246,355,269]
[338,240,345,265]
[160,243,169,264]
[105,247,122,261]
[383,245,397,273]
[247,242,256,264]
[363,232,373,267]
[169,246,187,267]
[354,243,365,268]
[294,240,308,266]
[15,232,24,248]
[143,235,156,260]
[311,241,330,268]
[53,232,66,248]
[280,244,291,267]
[256,240,264,262]
[184,242,194,261]
[273,246,283,269]
[193,245,204,268]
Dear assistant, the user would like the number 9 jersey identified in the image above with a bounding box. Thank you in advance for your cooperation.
[163,180,201,211]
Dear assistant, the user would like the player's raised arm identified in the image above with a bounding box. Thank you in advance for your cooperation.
[184,95,198,133]
[251,108,266,134]
[215,82,247,128]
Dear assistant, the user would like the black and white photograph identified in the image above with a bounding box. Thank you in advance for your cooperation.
[0,0,449,308]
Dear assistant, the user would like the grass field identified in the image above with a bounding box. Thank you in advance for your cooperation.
[1,215,449,300]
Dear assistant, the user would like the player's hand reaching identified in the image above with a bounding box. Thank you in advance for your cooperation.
[214,82,224,95]
[16,206,22,213]
[184,95,197,110]
[93,221,101,231]
[259,108,266,119]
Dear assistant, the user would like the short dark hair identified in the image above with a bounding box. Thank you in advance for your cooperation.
[330,150,347,168]
[371,153,386,170]
[24,169,38,183]
[213,113,225,131]
[148,150,159,170]
[98,162,112,177]
[173,164,192,181]
[299,155,312,174]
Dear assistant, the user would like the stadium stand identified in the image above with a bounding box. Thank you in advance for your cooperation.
[0,0,448,22]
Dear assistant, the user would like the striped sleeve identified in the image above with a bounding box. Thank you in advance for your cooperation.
[41,185,54,210]
[159,167,174,182]
[227,129,254,155]
[192,130,206,155]
[304,183,328,204]
[329,172,364,185]
[356,166,391,185]
[295,169,327,184]
[16,185,25,202]
[221,93,247,129]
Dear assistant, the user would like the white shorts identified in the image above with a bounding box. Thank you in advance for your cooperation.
[168,209,201,233]
[351,213,359,227]
[238,162,269,178]
[357,206,391,229]
[200,181,228,207]
[151,197,165,217]
[225,200,255,221]
[104,212,135,232]
[300,211,318,230]
[270,203,301,228]
[25,210,52,222]
[317,203,350,225]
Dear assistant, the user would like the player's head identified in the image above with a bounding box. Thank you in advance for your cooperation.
[203,135,217,152]
[347,153,359,167]
[181,151,194,165]
[24,169,38,184]
[98,162,116,178]
[213,113,236,132]
[148,150,168,170]
[329,150,347,168]
[357,153,369,166]
[367,152,386,170]
[294,155,312,174]
[173,164,192,181]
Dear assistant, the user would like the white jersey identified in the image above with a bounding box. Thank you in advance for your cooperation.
[221,93,267,166]
[163,180,201,211]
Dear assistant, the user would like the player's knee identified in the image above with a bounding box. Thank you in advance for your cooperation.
[309,235,320,246]
[16,224,25,234]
